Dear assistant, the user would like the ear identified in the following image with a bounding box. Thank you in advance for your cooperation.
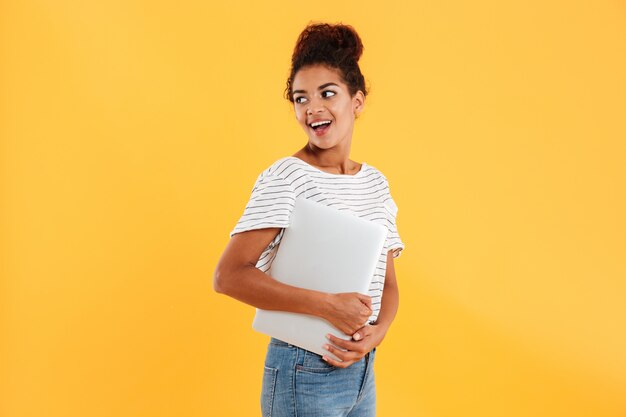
[352,90,365,118]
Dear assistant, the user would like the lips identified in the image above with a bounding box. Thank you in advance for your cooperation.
[309,120,332,136]
[309,119,332,128]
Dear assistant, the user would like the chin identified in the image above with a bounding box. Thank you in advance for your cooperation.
[309,138,337,149]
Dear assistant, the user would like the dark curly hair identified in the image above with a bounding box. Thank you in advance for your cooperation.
[284,22,369,103]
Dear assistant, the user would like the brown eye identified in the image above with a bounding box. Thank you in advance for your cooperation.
[322,90,336,98]
[294,96,307,104]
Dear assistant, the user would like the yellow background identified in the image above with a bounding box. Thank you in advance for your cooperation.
[1,1,625,416]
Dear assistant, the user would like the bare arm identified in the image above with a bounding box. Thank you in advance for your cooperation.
[213,227,372,335]
[369,249,399,333]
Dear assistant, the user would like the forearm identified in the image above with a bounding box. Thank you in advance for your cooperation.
[215,264,331,318]
[323,276,399,366]
[372,278,399,334]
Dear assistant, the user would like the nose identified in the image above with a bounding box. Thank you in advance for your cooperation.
[306,96,325,115]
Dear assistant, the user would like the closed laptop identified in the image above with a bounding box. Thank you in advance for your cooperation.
[252,197,387,361]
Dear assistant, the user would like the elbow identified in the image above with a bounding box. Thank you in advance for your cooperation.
[213,259,253,295]
[213,267,230,295]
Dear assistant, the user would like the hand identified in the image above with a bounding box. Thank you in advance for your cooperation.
[321,323,387,369]
[322,292,372,335]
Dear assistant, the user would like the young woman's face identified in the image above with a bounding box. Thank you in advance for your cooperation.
[291,64,364,150]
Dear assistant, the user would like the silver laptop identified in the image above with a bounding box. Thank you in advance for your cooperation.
[252,197,387,361]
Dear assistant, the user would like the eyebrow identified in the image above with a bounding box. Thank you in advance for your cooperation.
[292,82,339,96]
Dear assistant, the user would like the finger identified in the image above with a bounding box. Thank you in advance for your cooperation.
[326,334,359,351]
[338,324,354,336]
[353,324,373,341]
[352,328,368,341]
[351,325,369,341]
[361,305,372,316]
[358,294,372,309]
[322,354,354,369]
[324,343,357,363]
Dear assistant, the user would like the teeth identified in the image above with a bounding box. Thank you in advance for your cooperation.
[310,120,331,128]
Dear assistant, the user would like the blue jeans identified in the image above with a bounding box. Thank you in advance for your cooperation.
[261,338,376,417]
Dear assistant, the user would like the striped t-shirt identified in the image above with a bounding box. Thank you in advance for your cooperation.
[229,156,405,323]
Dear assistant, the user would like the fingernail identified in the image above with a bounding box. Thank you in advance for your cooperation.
[324,344,330,350]
[326,334,331,340]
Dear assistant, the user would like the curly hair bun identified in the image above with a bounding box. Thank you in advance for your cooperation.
[292,23,364,66]
[285,22,368,102]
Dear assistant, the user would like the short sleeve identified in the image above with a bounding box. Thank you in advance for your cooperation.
[229,173,296,238]
[383,183,405,259]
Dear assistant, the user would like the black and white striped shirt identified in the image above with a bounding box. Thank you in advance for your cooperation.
[229,156,405,322]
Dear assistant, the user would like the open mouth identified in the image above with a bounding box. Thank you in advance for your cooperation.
[309,120,332,135]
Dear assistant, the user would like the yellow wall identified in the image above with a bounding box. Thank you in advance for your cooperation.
[1,1,625,416]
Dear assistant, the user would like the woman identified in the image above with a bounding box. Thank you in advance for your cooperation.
[214,22,405,417]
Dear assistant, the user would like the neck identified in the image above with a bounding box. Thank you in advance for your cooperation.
[300,141,355,175]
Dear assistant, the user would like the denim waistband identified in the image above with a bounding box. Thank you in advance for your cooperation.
[269,337,376,356]
[269,337,292,347]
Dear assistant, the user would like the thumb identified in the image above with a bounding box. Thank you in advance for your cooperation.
[353,323,374,341]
